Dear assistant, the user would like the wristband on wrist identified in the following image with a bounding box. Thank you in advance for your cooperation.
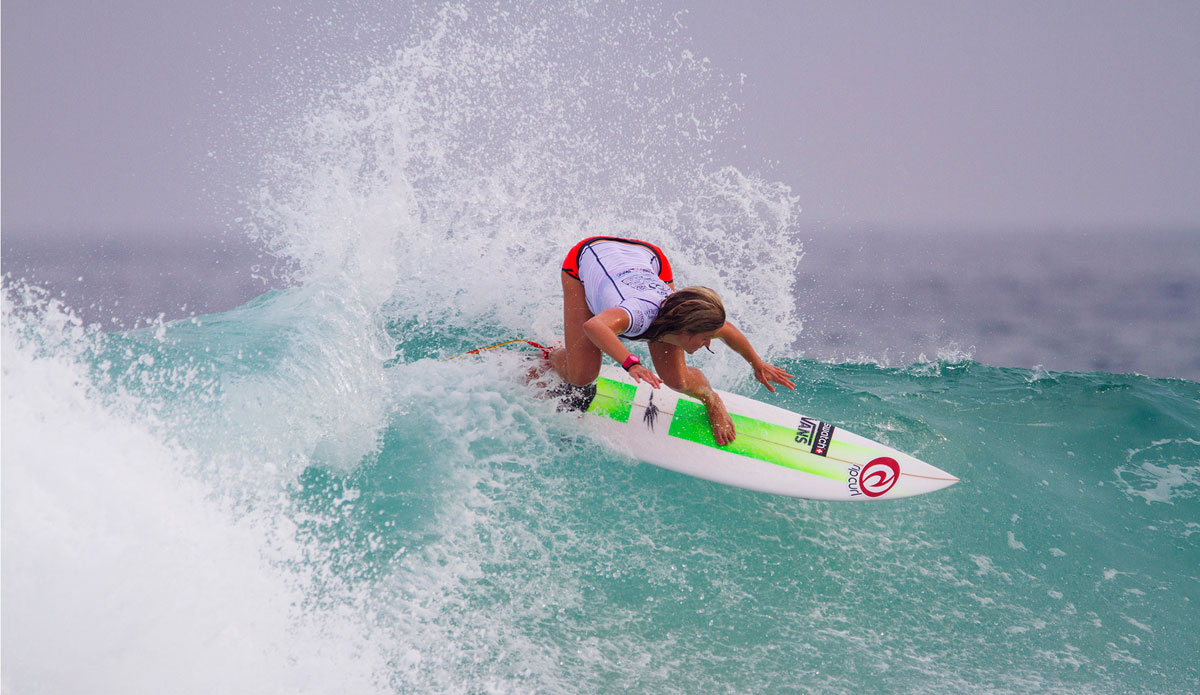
[622,354,641,371]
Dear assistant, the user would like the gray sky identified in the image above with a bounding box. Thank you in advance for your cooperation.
[4,0,1199,240]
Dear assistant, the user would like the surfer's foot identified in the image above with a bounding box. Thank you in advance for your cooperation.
[525,365,553,390]
[523,347,556,388]
[703,395,736,446]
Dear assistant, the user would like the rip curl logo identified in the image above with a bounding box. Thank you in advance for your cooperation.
[849,457,900,498]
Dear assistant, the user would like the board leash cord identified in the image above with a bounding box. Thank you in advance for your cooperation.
[452,339,552,360]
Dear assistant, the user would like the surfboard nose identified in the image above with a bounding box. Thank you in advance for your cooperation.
[899,465,960,496]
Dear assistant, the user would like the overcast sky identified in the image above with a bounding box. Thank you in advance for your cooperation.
[3,0,1199,241]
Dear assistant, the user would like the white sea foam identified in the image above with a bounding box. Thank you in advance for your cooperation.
[1115,438,1200,505]
[1,291,390,694]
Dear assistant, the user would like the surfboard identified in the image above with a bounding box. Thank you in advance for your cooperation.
[553,366,959,500]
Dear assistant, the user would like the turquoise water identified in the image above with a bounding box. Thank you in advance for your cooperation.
[5,281,1198,693]
[3,3,1198,693]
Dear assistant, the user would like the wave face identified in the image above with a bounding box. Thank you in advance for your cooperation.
[3,2,1198,693]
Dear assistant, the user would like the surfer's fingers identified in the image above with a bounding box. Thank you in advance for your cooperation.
[764,365,795,390]
[756,365,792,392]
[634,365,663,388]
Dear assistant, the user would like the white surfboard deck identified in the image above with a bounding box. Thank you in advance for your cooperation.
[558,366,959,500]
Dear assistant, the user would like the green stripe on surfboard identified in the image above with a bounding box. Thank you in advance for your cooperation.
[584,378,883,482]
[667,400,845,482]
[586,377,636,423]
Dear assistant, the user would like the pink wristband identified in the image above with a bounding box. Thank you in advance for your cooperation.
[622,354,641,371]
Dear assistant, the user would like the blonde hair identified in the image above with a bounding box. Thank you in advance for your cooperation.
[639,286,726,343]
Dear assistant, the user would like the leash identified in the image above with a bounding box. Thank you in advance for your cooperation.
[451,338,552,360]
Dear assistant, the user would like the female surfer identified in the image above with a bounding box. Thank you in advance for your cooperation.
[550,236,795,446]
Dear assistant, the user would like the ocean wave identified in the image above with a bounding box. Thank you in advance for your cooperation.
[4,0,1198,692]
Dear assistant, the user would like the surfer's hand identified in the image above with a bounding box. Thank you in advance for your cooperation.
[629,363,662,389]
[703,393,736,446]
[753,361,795,393]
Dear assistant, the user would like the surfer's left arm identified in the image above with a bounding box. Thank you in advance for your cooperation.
[715,322,796,393]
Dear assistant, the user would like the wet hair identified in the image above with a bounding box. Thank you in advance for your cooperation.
[638,286,726,343]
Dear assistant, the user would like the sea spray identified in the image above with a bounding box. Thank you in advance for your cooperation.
[245,1,804,374]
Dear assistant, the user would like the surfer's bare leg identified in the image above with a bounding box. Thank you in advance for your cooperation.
[649,341,736,446]
[550,271,604,386]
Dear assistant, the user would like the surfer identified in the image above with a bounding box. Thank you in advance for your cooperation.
[550,236,795,446]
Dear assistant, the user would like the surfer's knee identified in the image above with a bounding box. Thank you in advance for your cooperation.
[551,347,600,387]
[561,368,599,387]
[563,362,601,387]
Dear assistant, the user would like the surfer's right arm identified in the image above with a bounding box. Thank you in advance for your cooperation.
[583,309,663,388]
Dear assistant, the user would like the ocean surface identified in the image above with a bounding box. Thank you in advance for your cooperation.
[3,3,1198,694]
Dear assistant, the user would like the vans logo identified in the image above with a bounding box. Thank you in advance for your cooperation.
[795,417,835,457]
